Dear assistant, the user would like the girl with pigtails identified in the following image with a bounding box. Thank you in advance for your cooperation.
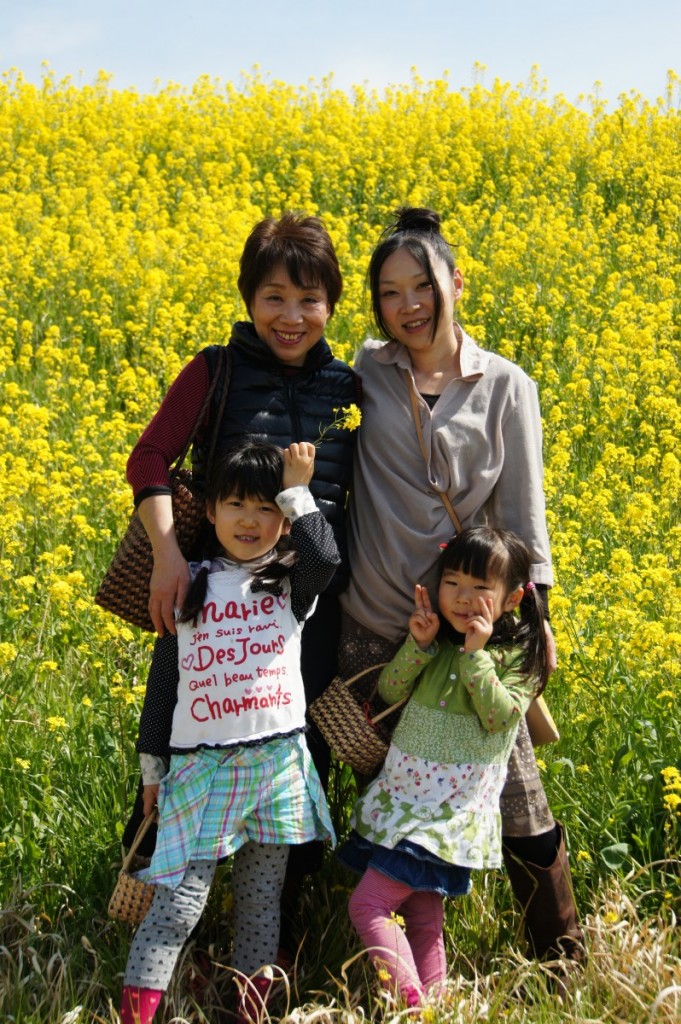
[341,527,550,1007]
[121,440,339,1024]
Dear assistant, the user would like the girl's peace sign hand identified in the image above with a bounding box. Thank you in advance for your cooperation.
[464,596,495,653]
[409,584,440,650]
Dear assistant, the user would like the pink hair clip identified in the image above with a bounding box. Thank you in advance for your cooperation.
[525,581,536,594]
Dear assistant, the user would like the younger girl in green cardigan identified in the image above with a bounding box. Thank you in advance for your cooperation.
[339,527,550,1008]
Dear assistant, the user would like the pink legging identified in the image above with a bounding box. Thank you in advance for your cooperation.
[348,867,447,1004]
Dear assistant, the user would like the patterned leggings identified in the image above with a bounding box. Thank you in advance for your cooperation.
[124,841,289,990]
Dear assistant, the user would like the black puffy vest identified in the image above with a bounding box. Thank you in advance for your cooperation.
[198,322,359,589]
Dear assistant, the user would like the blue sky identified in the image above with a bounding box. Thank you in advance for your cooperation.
[1,0,678,105]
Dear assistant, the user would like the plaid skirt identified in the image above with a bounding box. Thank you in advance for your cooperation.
[138,734,335,889]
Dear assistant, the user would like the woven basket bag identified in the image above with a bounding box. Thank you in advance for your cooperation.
[309,665,408,775]
[108,811,158,925]
[94,348,230,631]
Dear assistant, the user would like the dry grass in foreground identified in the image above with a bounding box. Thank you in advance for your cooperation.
[1,872,679,1024]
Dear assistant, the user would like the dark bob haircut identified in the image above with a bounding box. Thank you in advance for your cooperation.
[238,213,343,316]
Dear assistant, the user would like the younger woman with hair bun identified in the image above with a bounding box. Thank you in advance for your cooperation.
[339,207,582,970]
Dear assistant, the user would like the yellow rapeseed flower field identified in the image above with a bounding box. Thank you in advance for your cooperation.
[0,70,678,1012]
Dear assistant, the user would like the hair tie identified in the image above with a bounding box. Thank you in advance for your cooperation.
[200,560,212,571]
[525,581,536,594]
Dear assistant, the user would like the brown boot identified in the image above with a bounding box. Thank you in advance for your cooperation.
[503,822,584,964]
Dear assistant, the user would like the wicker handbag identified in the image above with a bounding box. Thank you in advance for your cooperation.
[94,348,231,631]
[108,811,158,925]
[309,665,408,775]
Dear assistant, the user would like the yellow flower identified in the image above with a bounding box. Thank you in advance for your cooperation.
[315,404,362,445]
[0,642,18,666]
[333,403,362,431]
[47,715,67,731]
[15,757,31,770]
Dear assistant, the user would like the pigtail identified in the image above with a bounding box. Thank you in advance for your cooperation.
[177,563,212,626]
[249,538,299,591]
[478,591,548,695]
[514,584,550,694]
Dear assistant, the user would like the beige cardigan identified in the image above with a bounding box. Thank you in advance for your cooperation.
[341,331,553,642]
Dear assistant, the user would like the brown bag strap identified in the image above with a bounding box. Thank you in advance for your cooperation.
[369,696,409,725]
[341,663,409,724]
[340,662,388,688]
[170,346,232,479]
[205,347,232,477]
[406,374,463,534]
[120,809,158,872]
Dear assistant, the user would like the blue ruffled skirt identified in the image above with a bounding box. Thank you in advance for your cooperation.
[337,829,471,898]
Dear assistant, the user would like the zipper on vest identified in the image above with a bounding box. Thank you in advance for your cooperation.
[285,379,302,441]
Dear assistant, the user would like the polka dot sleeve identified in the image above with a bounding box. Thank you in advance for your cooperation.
[288,510,341,622]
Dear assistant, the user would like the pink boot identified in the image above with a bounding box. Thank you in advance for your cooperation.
[120,986,163,1024]
[234,973,276,1024]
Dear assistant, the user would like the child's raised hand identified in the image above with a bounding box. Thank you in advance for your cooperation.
[409,584,440,650]
[282,442,315,490]
[464,596,495,653]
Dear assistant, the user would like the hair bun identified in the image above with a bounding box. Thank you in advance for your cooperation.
[394,206,442,235]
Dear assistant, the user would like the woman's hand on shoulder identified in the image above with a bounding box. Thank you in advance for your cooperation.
[409,584,440,650]
[149,548,191,636]
[282,442,315,489]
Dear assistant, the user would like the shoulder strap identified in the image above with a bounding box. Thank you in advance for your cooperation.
[205,347,232,477]
[406,372,462,534]
[170,347,231,479]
